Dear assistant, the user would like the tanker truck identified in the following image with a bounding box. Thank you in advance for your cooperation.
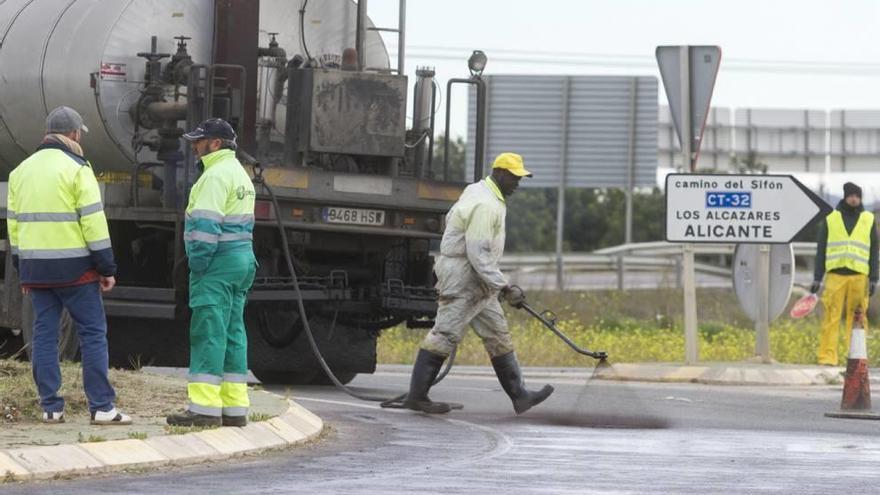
[0,0,487,384]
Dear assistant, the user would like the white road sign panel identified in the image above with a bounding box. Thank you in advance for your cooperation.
[665,174,832,244]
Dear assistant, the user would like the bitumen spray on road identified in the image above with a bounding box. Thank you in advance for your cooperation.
[515,296,669,428]
[525,358,670,429]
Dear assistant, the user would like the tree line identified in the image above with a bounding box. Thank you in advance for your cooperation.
[433,136,816,253]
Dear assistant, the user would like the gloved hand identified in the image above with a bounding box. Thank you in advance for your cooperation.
[810,281,821,294]
[500,285,526,308]
[871,281,877,297]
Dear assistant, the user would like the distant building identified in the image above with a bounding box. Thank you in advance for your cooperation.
[658,106,880,206]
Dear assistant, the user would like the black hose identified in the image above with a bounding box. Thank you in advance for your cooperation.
[299,0,313,63]
[250,164,456,403]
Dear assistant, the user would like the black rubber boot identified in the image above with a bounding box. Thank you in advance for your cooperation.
[491,351,554,415]
[166,410,222,427]
[403,349,452,414]
[222,415,247,427]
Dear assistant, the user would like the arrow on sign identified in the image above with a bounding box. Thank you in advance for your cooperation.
[665,174,833,244]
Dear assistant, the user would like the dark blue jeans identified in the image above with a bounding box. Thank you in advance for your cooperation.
[30,282,116,413]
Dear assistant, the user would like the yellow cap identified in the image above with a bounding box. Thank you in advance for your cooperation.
[491,152,532,177]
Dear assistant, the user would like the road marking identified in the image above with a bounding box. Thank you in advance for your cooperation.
[292,396,387,411]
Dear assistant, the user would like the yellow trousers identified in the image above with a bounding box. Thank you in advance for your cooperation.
[818,272,870,365]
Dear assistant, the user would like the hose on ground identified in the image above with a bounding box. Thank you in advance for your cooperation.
[250,163,456,404]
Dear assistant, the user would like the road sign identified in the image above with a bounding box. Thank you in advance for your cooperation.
[733,244,794,322]
[656,46,721,170]
[665,174,832,244]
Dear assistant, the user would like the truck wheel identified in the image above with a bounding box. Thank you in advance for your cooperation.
[21,296,79,362]
[0,331,24,359]
[251,369,318,385]
[255,306,303,348]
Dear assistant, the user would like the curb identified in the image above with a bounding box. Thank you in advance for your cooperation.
[0,396,324,482]
[593,363,846,386]
[376,364,855,386]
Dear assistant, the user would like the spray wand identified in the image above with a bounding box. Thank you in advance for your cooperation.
[508,285,608,362]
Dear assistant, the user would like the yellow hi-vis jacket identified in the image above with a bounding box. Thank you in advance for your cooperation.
[825,210,875,275]
[7,142,115,285]
[184,149,256,274]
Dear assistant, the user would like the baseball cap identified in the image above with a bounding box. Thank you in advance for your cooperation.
[492,152,532,177]
[46,106,89,134]
[183,118,237,143]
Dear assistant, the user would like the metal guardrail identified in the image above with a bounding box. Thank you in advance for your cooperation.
[499,241,818,289]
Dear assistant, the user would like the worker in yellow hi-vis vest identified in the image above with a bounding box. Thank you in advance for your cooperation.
[812,182,878,365]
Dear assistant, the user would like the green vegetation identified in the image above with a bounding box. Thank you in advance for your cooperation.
[164,424,218,435]
[378,288,863,366]
[0,358,186,424]
[249,412,272,422]
[435,135,817,250]
[77,433,106,443]
[127,431,148,440]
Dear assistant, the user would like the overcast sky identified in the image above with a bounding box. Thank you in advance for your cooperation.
[368,0,880,139]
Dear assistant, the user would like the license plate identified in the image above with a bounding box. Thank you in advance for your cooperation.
[322,207,386,226]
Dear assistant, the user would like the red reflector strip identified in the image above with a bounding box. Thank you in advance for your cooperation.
[254,200,275,220]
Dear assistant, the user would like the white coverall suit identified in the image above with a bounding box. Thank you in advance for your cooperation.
[421,177,515,358]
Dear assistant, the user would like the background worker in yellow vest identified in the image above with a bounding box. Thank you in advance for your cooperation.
[811,182,878,365]
[166,118,256,427]
[8,106,130,425]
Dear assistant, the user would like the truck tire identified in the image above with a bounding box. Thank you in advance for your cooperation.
[21,295,79,362]
[0,331,24,359]
[254,306,303,348]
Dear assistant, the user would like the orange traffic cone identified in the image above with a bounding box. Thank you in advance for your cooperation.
[825,307,880,420]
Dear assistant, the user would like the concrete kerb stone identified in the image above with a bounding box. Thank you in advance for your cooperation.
[263,417,309,444]
[6,444,105,480]
[0,452,30,481]
[593,363,849,386]
[0,394,324,483]
[79,439,167,469]
[143,433,221,465]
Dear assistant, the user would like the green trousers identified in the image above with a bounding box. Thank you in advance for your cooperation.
[187,252,256,417]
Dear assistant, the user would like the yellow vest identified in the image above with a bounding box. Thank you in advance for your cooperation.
[7,146,115,284]
[825,210,874,274]
[184,149,255,273]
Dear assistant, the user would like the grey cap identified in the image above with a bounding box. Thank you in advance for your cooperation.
[46,106,89,134]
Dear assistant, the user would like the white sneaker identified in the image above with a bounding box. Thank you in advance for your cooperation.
[42,411,65,424]
[90,407,132,425]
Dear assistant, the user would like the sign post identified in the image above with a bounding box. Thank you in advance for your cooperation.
[657,45,721,363]
[755,244,771,362]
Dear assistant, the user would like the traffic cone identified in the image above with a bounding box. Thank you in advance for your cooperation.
[825,307,880,420]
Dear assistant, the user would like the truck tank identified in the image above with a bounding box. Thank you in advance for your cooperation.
[0,0,389,176]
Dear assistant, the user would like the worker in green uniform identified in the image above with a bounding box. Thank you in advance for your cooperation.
[167,118,257,427]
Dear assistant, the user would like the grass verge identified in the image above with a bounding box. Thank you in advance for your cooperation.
[164,424,219,435]
[0,358,186,425]
[378,288,862,366]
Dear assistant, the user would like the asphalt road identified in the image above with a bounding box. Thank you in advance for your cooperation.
[6,369,880,494]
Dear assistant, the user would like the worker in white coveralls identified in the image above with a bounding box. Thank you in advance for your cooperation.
[403,152,554,415]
